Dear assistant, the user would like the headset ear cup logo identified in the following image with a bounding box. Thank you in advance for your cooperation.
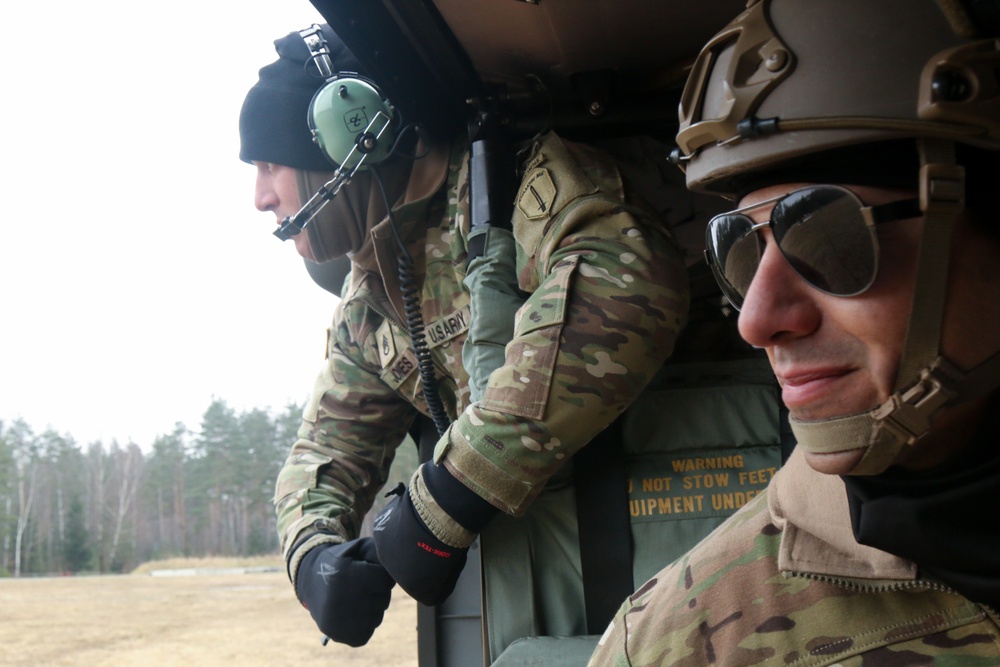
[344,108,369,133]
[309,76,396,168]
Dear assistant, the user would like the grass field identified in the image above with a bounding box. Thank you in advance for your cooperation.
[0,557,418,667]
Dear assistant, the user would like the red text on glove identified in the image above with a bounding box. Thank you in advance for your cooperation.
[417,541,452,558]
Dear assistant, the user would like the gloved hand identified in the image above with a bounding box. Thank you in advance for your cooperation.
[294,537,395,647]
[373,463,498,606]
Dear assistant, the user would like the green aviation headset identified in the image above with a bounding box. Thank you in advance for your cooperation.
[273,25,399,241]
[302,24,397,170]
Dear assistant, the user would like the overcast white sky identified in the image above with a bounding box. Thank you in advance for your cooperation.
[0,2,342,448]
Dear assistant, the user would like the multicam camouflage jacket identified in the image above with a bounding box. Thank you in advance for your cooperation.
[276,131,690,580]
[588,448,1000,666]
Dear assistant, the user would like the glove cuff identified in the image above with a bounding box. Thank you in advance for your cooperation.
[286,531,342,588]
[413,463,499,548]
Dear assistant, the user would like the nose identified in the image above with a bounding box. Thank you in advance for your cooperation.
[254,168,278,213]
[737,229,821,348]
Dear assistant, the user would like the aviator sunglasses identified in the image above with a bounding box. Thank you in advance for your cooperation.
[704,185,922,310]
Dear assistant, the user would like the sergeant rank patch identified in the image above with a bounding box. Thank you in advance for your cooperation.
[376,319,397,368]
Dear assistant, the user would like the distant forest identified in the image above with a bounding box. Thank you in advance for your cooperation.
[0,399,418,577]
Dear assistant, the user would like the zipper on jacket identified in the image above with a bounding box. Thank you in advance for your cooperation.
[788,570,963,597]
[352,294,406,330]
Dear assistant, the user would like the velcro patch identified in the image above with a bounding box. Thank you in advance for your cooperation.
[381,347,419,390]
[516,168,556,220]
[426,305,471,349]
[376,320,397,368]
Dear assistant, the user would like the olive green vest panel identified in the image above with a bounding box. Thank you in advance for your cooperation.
[625,357,781,584]
[482,478,585,659]
[491,635,603,666]
[484,353,783,665]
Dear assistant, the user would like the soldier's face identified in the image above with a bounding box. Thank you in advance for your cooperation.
[736,183,920,473]
[253,161,315,261]
[736,182,1000,474]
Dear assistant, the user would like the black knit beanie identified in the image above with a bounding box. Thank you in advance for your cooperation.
[239,24,363,171]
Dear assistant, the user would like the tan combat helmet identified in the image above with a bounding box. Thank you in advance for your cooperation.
[673,0,1000,474]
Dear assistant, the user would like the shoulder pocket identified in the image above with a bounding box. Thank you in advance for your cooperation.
[480,255,579,420]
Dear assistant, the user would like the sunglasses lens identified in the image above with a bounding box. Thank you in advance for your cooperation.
[772,187,877,296]
[705,186,883,310]
[706,214,759,308]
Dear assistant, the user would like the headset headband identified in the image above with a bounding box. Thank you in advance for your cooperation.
[296,24,397,170]
[299,24,335,79]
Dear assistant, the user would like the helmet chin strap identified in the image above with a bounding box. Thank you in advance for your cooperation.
[789,138,1000,475]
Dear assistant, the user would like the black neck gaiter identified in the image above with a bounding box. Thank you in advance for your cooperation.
[844,418,1000,609]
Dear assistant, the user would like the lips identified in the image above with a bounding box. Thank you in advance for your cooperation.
[776,367,855,415]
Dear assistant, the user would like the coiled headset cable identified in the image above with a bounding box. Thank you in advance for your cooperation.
[369,138,451,437]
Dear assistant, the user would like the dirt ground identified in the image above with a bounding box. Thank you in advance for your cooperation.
[0,567,418,667]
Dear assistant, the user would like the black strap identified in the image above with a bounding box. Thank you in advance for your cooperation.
[413,413,439,464]
[574,416,634,634]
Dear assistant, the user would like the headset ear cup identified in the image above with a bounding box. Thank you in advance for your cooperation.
[309,74,397,169]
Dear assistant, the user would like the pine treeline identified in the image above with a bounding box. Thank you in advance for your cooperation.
[0,399,419,576]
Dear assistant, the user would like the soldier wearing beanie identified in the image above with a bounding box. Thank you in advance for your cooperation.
[240,22,693,657]
[239,23,360,284]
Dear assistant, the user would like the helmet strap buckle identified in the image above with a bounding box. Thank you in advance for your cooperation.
[919,161,966,215]
[873,356,963,446]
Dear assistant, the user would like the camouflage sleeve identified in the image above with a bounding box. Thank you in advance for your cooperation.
[274,300,418,582]
[587,491,776,666]
[433,132,690,515]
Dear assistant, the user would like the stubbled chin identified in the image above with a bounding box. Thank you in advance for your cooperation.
[294,235,316,262]
[803,448,867,475]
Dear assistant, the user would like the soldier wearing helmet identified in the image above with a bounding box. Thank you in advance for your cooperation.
[589,1,1000,664]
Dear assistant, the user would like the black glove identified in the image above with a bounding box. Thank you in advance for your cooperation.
[372,463,498,606]
[372,484,468,606]
[294,537,395,647]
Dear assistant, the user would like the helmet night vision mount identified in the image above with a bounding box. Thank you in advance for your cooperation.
[274,24,398,241]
